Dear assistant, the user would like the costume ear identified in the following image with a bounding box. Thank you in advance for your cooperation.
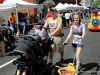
[94,10,98,17]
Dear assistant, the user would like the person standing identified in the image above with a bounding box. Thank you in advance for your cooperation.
[0,30,7,56]
[42,8,64,66]
[21,13,27,35]
[46,9,53,19]
[8,12,16,34]
[65,11,71,28]
[63,14,85,75]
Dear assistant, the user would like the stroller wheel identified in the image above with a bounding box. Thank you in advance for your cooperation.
[47,66,55,75]
[50,68,55,75]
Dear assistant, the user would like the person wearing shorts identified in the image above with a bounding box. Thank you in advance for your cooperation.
[0,30,7,56]
[65,11,70,28]
[42,8,64,66]
[63,14,85,75]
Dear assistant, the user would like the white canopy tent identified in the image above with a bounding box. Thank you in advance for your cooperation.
[0,0,38,24]
[55,3,84,11]
[0,0,38,38]
[0,0,38,11]
[63,3,72,10]
[55,3,66,11]
[83,6,89,9]
[68,4,84,9]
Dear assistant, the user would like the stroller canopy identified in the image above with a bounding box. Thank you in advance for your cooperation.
[13,34,44,58]
[13,28,52,58]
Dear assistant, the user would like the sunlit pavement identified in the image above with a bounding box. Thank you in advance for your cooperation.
[0,19,100,75]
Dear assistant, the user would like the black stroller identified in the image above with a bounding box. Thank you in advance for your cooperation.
[0,24,16,50]
[13,27,55,75]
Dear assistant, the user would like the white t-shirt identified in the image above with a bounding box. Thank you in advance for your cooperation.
[65,13,70,19]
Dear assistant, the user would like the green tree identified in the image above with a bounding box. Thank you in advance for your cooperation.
[92,0,100,8]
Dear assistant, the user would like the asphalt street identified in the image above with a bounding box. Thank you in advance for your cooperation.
[0,19,100,75]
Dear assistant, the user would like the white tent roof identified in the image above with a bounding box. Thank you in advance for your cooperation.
[64,3,69,6]
[0,0,38,11]
[55,3,66,10]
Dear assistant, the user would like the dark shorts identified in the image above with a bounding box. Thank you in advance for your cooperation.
[0,35,4,42]
[17,65,29,70]
[66,19,69,25]
[72,43,83,48]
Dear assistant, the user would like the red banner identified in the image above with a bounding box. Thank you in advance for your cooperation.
[0,0,3,4]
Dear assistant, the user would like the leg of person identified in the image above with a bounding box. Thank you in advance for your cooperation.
[22,69,28,75]
[72,44,77,52]
[23,24,26,35]
[48,47,55,66]
[66,19,68,28]
[55,36,64,63]
[72,44,77,64]
[49,51,54,63]
[75,46,83,75]
[12,23,16,35]
[16,69,22,75]
[0,41,6,55]
[48,37,56,66]
[67,19,70,28]
[60,49,64,63]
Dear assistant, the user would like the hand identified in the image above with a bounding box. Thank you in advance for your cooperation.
[50,33,53,36]
[63,40,68,45]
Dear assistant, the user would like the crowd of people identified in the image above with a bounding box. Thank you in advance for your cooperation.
[0,7,88,75]
[0,12,40,56]
[42,8,86,75]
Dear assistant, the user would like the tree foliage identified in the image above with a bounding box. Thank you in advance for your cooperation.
[92,0,100,8]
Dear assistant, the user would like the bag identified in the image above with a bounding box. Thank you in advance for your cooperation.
[15,30,20,39]
[72,35,83,45]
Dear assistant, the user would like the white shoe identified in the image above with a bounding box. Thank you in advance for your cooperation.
[75,72,78,75]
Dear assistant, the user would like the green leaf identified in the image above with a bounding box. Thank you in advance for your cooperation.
[92,0,100,8]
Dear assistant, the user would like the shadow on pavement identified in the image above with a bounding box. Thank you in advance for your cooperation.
[53,58,74,75]
[53,58,100,75]
[89,30,100,32]
[78,62,100,75]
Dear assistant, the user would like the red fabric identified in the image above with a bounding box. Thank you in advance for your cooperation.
[94,11,98,17]
[90,26,100,30]
[46,12,52,18]
[0,0,3,4]
[64,70,72,75]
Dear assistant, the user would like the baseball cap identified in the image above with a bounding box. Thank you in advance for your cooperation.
[51,7,57,12]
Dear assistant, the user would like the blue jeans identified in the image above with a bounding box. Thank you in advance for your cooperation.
[11,23,16,34]
[22,22,26,34]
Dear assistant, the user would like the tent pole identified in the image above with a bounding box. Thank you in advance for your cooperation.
[26,0,30,16]
[15,7,19,32]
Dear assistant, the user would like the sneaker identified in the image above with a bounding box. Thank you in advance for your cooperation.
[75,72,78,75]
[60,58,64,64]
[47,63,53,66]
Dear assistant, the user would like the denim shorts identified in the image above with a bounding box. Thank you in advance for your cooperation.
[72,43,83,48]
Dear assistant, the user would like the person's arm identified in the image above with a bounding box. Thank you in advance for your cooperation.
[50,17,62,36]
[65,25,73,42]
[42,19,48,32]
[8,16,11,22]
